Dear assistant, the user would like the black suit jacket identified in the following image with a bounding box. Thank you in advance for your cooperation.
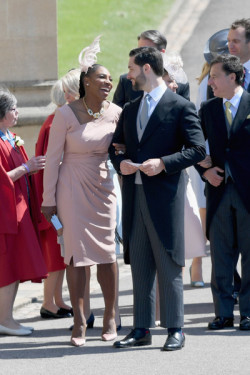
[113,73,190,108]
[109,89,206,266]
[197,90,250,238]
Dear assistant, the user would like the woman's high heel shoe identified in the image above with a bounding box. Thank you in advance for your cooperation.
[86,312,95,329]
[71,337,86,347]
[102,332,117,341]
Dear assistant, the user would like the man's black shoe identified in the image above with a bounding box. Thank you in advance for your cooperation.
[208,317,234,330]
[240,316,250,330]
[162,331,185,351]
[113,328,152,348]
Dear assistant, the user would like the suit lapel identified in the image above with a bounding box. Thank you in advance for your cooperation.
[210,98,229,140]
[139,90,177,146]
[127,96,142,145]
[230,91,250,136]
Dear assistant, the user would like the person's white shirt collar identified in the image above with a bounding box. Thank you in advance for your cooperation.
[223,86,243,110]
[243,59,250,71]
[144,82,167,102]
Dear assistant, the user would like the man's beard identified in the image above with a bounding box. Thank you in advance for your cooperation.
[132,68,146,91]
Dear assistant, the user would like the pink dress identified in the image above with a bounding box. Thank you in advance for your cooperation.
[43,102,121,266]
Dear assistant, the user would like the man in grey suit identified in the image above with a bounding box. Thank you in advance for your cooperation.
[113,29,190,107]
[197,54,250,330]
[109,47,205,350]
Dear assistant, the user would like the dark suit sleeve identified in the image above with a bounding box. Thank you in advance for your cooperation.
[161,100,206,174]
[195,104,209,179]
[177,82,190,101]
[113,75,126,108]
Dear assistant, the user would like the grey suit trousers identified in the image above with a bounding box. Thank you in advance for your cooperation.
[209,180,250,318]
[129,185,184,329]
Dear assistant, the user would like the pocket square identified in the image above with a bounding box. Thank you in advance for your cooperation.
[247,114,250,119]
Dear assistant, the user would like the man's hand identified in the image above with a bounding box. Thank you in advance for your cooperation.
[198,155,212,169]
[203,167,224,187]
[139,158,165,176]
[120,159,139,175]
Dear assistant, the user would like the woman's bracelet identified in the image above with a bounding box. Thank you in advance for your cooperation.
[22,163,30,173]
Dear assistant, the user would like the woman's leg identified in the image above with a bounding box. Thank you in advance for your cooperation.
[97,262,117,336]
[191,256,203,282]
[84,266,91,320]
[66,263,86,340]
[0,281,20,329]
[42,271,61,313]
[54,269,71,310]
[199,208,207,239]
[114,261,121,327]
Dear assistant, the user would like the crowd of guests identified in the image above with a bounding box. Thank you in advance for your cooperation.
[0,17,249,350]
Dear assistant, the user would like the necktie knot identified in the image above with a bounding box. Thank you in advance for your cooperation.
[225,101,232,126]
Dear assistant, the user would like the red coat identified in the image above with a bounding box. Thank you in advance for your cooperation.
[34,114,65,272]
[0,134,47,287]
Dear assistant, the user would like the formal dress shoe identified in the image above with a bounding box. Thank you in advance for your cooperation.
[40,307,71,319]
[240,316,250,330]
[59,307,74,316]
[0,324,32,336]
[102,332,118,341]
[71,337,86,347]
[113,328,152,348]
[162,331,185,351]
[208,317,234,330]
[86,312,95,328]
[69,312,95,331]
[20,325,34,331]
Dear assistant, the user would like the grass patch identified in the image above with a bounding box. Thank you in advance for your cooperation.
[57,0,175,91]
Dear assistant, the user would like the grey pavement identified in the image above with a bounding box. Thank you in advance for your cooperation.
[2,0,250,374]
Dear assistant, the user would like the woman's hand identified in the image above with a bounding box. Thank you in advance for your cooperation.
[198,155,212,169]
[26,155,46,174]
[41,206,57,222]
[113,143,126,155]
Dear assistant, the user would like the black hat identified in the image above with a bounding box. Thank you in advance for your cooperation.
[204,28,229,64]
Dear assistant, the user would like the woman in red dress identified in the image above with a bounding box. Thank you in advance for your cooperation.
[34,79,73,319]
[0,88,47,336]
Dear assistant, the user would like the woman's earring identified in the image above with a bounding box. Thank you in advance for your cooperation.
[86,83,89,86]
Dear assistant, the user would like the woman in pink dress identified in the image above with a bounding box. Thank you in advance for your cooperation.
[42,37,121,347]
[0,89,47,336]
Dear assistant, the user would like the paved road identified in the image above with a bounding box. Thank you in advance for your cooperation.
[2,1,250,374]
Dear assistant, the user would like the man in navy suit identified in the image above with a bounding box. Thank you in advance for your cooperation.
[228,18,250,93]
[113,29,190,107]
[109,47,205,350]
[197,54,250,330]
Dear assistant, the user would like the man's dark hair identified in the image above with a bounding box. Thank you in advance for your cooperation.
[129,47,164,77]
[137,30,167,51]
[210,54,244,85]
[231,18,250,43]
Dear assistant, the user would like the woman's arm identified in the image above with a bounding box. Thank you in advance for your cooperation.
[7,155,46,182]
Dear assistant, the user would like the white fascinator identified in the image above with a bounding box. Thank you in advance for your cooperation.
[162,52,188,84]
[78,35,102,73]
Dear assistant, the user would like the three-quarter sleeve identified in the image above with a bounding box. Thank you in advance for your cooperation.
[42,108,68,206]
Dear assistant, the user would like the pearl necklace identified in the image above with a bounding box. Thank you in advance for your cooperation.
[82,98,104,119]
